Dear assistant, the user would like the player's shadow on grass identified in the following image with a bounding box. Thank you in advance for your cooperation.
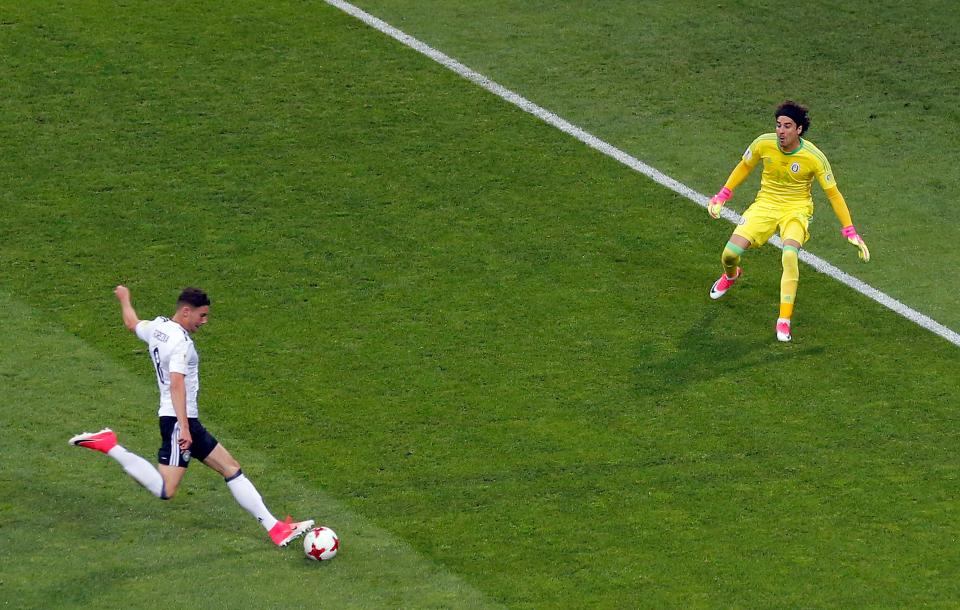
[635,308,824,390]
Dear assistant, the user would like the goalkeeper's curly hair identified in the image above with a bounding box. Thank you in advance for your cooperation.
[775,100,810,135]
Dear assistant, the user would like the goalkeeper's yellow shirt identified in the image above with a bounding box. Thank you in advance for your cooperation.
[742,133,836,213]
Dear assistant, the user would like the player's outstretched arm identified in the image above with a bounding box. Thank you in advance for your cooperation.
[114,285,141,332]
[708,159,753,219]
[825,187,870,262]
[841,226,870,262]
[708,187,732,219]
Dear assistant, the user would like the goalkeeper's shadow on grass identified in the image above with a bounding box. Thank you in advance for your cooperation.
[634,309,825,389]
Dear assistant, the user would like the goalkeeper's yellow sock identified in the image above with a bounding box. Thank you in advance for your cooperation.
[779,245,799,319]
[721,241,744,278]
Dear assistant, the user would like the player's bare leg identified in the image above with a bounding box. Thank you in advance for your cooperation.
[203,443,313,546]
[157,464,188,498]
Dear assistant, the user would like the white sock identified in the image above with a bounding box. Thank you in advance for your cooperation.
[226,472,278,531]
[107,445,165,498]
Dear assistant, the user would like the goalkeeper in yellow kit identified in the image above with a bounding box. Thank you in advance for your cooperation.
[706,100,870,342]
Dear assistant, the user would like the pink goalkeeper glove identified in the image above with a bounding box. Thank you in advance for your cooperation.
[707,187,732,219]
[842,225,870,262]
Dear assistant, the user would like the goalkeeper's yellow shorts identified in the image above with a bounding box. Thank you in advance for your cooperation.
[733,202,811,247]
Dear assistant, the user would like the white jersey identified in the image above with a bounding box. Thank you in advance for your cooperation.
[135,316,200,418]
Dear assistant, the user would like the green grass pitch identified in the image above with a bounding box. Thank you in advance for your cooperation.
[2,2,959,608]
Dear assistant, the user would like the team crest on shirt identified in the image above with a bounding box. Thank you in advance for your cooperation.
[153,329,169,342]
[790,162,800,173]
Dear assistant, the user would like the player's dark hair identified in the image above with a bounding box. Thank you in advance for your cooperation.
[177,287,210,308]
[775,100,810,135]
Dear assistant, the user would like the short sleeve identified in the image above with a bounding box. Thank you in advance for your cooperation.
[742,136,764,169]
[168,340,189,375]
[816,157,836,191]
[135,319,152,343]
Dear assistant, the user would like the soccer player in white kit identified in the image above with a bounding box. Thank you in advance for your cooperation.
[70,286,314,547]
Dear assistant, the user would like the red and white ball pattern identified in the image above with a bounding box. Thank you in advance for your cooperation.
[303,526,339,561]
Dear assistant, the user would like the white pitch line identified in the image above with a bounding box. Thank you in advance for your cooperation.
[325,0,960,349]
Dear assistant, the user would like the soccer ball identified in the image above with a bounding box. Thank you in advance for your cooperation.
[303,526,339,561]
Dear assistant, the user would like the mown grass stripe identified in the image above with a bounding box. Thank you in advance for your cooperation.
[0,289,502,610]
